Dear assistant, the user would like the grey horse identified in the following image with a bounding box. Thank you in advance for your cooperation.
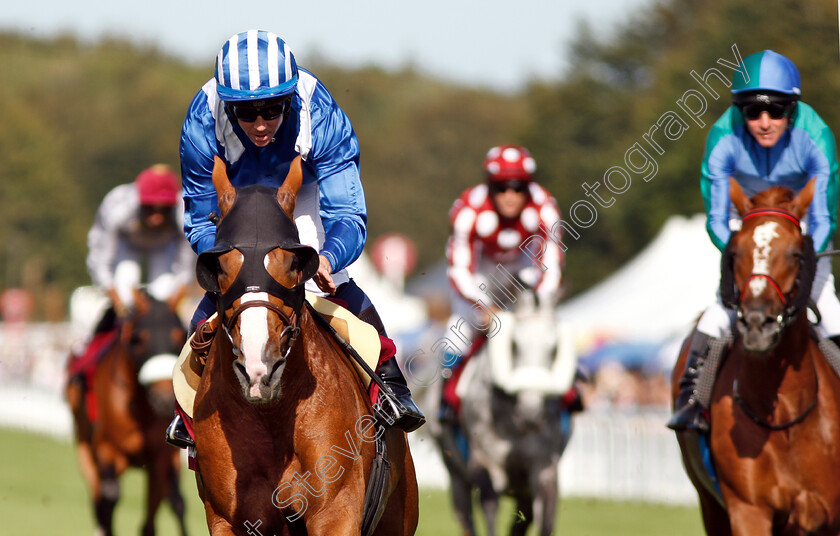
[432,291,577,536]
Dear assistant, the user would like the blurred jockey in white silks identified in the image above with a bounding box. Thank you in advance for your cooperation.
[66,165,194,397]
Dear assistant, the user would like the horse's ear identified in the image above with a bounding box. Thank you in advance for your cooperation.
[212,156,236,217]
[276,156,303,218]
[791,177,816,219]
[729,177,753,216]
[133,288,149,316]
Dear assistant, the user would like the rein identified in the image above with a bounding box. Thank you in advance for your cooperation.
[733,373,819,430]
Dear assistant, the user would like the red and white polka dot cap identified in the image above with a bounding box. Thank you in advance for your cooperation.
[482,145,537,181]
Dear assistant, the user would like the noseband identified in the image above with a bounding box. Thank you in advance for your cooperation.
[225,299,300,358]
[720,208,816,328]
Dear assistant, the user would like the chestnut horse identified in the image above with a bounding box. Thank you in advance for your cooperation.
[67,289,188,536]
[190,156,418,535]
[672,178,840,535]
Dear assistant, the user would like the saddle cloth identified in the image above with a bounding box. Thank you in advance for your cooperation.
[67,328,119,423]
[173,293,383,418]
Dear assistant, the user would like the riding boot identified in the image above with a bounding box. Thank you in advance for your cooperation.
[373,358,426,433]
[667,332,714,433]
[165,414,194,449]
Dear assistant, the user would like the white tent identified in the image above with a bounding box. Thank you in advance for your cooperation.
[558,214,721,345]
[346,251,428,338]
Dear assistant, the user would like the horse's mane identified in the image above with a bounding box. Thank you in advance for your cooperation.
[751,186,795,210]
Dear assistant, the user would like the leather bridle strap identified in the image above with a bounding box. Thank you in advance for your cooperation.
[741,208,801,228]
[741,273,787,306]
[224,300,300,356]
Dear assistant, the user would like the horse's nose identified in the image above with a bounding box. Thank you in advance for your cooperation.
[246,362,268,391]
[516,391,544,430]
[740,309,781,352]
[743,309,775,331]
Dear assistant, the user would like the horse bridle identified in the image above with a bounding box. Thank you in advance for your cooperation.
[720,207,816,329]
[224,299,300,359]
[721,208,820,429]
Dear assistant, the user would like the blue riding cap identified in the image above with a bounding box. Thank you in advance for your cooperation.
[732,49,801,97]
[215,30,299,102]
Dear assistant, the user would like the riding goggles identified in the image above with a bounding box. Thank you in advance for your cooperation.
[740,101,796,120]
[227,97,291,122]
[490,180,529,194]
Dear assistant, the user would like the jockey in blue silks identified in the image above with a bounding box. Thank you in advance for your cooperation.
[668,50,840,433]
[165,30,424,448]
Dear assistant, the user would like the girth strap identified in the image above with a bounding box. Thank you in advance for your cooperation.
[360,430,390,536]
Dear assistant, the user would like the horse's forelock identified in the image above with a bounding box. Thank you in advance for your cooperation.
[751,186,795,209]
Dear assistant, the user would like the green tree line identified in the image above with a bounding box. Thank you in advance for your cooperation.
[2,0,839,319]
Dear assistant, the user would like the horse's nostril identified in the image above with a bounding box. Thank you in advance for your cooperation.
[743,310,773,330]
[273,358,286,370]
[234,361,249,380]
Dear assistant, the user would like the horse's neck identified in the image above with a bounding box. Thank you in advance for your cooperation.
[292,310,367,396]
[736,317,818,415]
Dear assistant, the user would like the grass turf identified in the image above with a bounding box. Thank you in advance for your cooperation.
[0,427,705,535]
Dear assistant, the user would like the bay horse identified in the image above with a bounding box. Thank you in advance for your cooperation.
[436,290,575,536]
[190,156,418,535]
[672,177,840,535]
[67,288,188,536]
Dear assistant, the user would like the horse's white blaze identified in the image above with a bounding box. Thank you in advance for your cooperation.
[749,221,779,297]
[239,292,270,394]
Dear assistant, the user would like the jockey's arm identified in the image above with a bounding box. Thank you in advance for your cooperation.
[804,140,838,252]
[701,129,738,251]
[801,109,839,252]
[180,92,221,255]
[533,197,563,302]
[307,84,367,277]
[88,185,136,316]
[446,202,485,304]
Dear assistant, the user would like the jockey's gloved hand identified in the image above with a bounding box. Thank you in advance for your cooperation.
[106,287,132,319]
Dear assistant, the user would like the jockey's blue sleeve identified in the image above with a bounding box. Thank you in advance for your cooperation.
[307,81,367,272]
[180,90,220,254]
[701,117,736,251]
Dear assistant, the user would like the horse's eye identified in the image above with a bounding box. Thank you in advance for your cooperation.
[290,255,301,272]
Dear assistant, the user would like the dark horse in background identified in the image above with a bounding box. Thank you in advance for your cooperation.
[66,288,188,536]
[189,155,417,535]
[431,290,576,536]
[672,178,840,535]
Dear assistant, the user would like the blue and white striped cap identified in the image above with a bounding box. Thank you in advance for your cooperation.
[215,30,299,102]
